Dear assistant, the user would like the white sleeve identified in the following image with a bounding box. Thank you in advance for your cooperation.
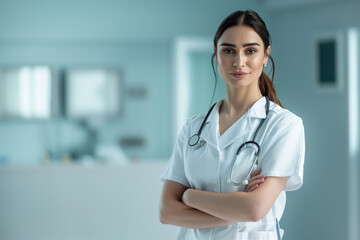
[258,115,305,191]
[159,121,191,188]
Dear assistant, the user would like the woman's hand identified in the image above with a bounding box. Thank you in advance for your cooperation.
[181,170,265,203]
[245,169,266,192]
[181,189,189,205]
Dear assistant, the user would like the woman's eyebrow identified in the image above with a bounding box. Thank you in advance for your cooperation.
[220,43,236,47]
[220,42,260,47]
[242,42,260,47]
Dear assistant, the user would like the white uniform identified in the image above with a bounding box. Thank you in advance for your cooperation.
[160,97,305,240]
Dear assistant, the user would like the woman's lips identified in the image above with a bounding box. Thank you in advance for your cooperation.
[231,72,249,78]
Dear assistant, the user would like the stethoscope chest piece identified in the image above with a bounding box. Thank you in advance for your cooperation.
[229,141,261,186]
[189,134,206,149]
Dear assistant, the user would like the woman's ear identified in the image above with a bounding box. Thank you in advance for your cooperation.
[264,45,271,65]
[213,46,218,64]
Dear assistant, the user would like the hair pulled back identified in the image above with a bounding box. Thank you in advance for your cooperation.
[211,10,283,108]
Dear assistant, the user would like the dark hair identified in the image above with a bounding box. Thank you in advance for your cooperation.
[210,10,283,108]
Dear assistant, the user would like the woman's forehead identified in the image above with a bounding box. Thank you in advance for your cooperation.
[218,25,263,47]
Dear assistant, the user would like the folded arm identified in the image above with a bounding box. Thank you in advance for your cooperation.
[159,170,272,229]
[159,180,235,229]
[182,176,288,222]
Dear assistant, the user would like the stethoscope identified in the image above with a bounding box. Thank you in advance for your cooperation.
[188,96,270,186]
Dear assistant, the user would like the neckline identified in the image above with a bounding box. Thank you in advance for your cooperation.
[217,97,266,137]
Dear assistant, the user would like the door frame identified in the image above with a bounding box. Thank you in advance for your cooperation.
[173,37,213,141]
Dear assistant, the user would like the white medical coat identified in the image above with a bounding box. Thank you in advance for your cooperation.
[160,97,305,240]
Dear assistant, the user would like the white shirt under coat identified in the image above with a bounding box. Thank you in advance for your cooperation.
[160,97,305,240]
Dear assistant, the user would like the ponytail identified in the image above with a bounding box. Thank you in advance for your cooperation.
[259,71,284,108]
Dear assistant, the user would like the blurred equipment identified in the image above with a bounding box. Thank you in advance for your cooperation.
[95,143,129,164]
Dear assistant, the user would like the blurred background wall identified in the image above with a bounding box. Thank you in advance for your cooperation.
[269,1,360,239]
[0,0,268,163]
[0,0,359,239]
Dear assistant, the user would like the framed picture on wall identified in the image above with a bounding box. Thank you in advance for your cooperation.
[314,31,344,93]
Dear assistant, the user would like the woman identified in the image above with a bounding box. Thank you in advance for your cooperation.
[159,10,305,240]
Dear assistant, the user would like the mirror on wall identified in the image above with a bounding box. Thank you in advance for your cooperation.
[64,68,123,119]
[0,66,54,119]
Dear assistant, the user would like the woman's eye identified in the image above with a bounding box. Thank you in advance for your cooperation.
[223,49,234,54]
[246,49,257,54]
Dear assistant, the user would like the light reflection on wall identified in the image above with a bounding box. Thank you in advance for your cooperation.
[348,27,359,240]
[0,66,52,119]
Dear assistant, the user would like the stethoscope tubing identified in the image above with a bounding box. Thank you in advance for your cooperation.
[189,96,270,186]
[188,102,217,147]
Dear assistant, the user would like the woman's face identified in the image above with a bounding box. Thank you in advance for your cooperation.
[215,25,270,91]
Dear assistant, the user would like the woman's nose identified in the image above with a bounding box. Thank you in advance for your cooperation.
[233,54,245,67]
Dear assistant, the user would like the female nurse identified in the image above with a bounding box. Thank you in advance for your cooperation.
[159,10,305,240]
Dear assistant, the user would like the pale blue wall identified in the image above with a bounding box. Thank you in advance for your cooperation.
[0,0,267,42]
[0,1,266,163]
[269,1,360,239]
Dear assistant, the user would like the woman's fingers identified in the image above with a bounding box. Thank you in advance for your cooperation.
[245,169,266,192]
[246,174,266,192]
[249,174,265,186]
[248,184,259,192]
[250,169,262,178]
[247,177,264,190]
